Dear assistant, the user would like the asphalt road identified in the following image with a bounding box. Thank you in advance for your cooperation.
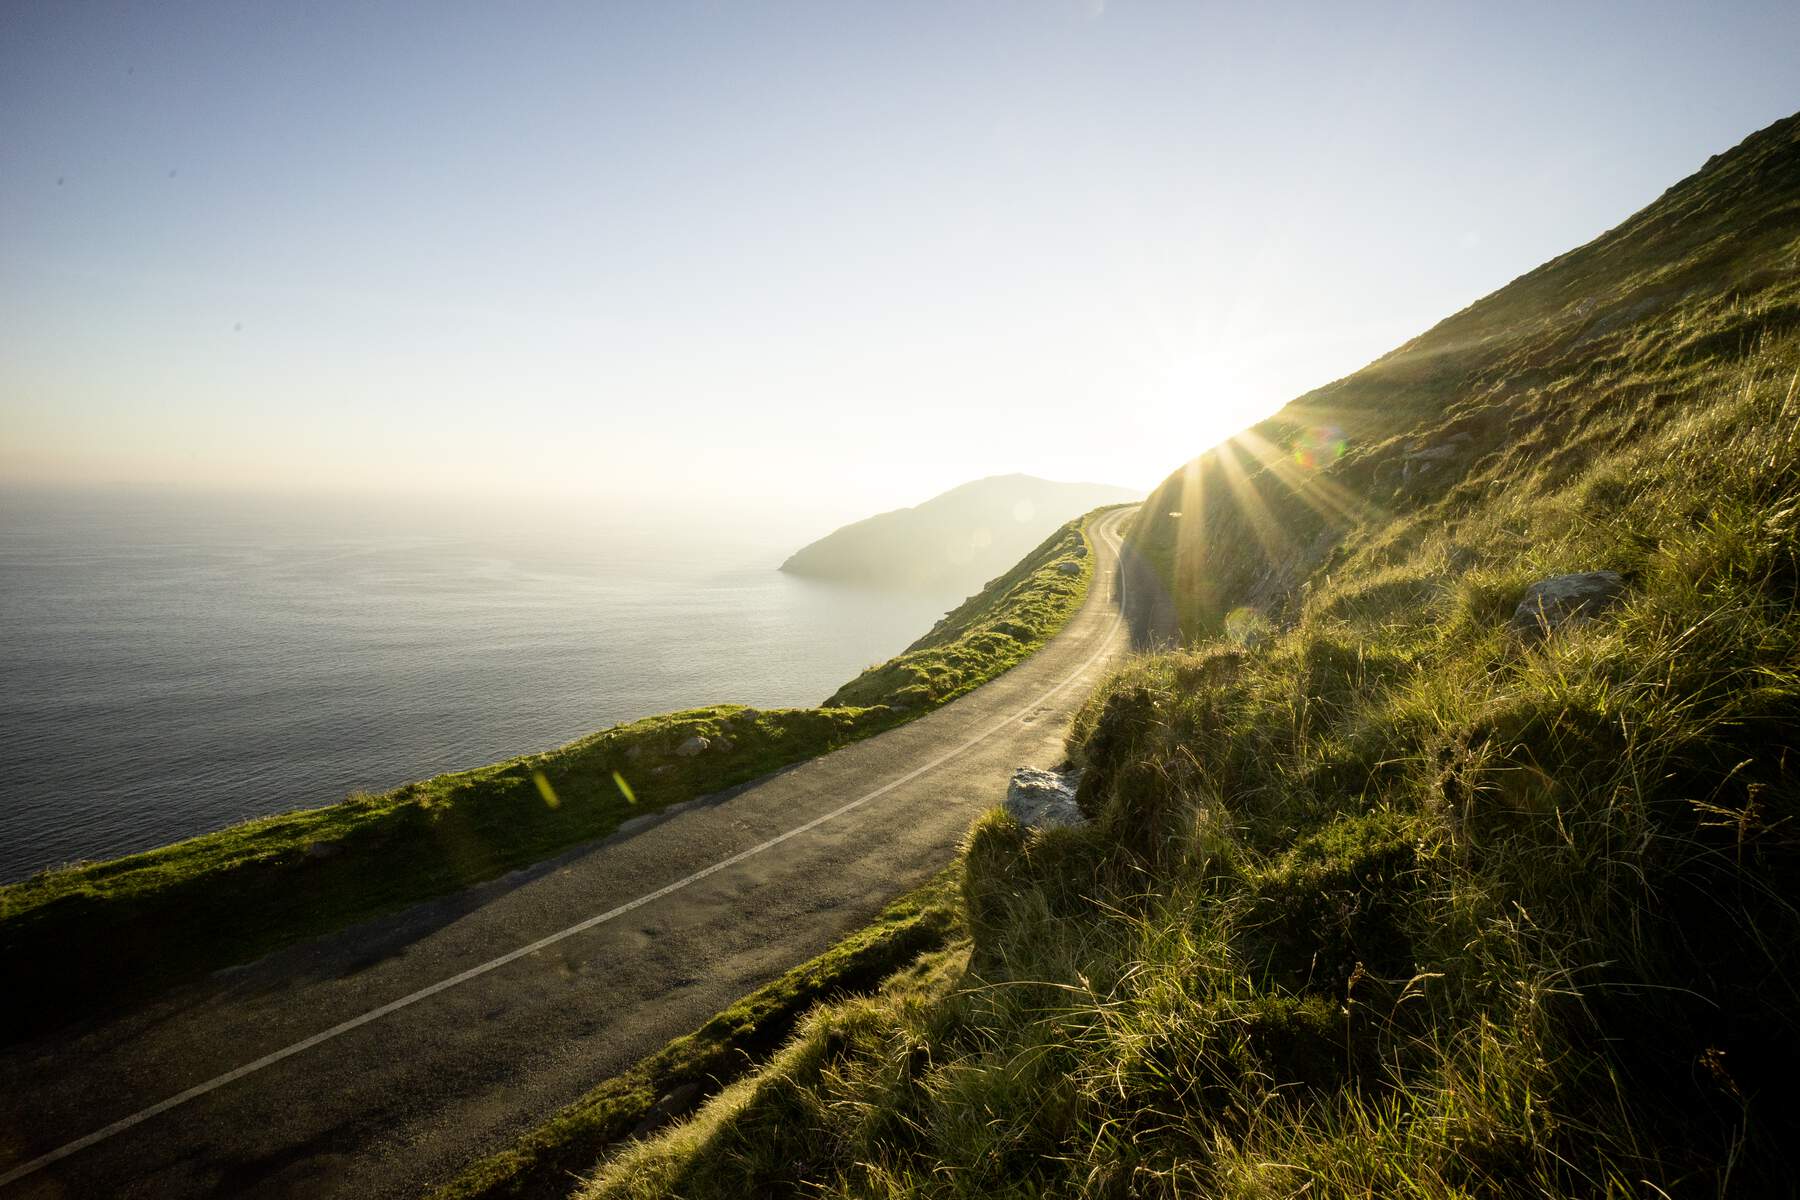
[0,508,1135,1199]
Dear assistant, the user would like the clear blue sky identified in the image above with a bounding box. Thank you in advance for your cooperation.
[4,1,1796,524]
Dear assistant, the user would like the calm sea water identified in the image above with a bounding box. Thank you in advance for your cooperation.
[0,489,965,881]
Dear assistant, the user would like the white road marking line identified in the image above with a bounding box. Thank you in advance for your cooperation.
[1,519,1130,1188]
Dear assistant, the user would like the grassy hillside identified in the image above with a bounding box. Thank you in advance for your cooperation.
[573,114,1800,1197]
[0,513,1103,1041]
[1131,111,1800,640]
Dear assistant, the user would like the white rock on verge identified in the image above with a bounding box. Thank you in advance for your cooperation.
[1005,767,1086,830]
[675,735,711,757]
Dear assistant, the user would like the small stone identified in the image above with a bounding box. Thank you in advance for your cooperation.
[1407,443,1460,463]
[674,735,710,757]
[1510,571,1626,638]
[630,1081,705,1137]
[1005,767,1086,830]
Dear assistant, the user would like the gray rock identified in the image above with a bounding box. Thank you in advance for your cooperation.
[674,735,710,757]
[1400,439,1474,485]
[1401,444,1459,483]
[1510,571,1626,638]
[631,1081,704,1137]
[1057,561,1081,575]
[1005,767,1086,830]
[1407,443,1461,463]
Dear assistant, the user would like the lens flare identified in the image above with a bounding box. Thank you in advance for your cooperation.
[1292,425,1348,471]
[531,770,560,809]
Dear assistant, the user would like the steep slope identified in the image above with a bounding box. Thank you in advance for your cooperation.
[781,473,1139,593]
[1131,110,1800,637]
[576,114,1800,1198]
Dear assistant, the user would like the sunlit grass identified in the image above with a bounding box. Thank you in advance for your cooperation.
[566,114,1800,1198]
[578,340,1800,1200]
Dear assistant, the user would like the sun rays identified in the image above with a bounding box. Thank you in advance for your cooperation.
[1154,408,1390,635]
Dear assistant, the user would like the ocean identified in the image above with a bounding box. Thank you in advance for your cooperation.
[0,489,965,882]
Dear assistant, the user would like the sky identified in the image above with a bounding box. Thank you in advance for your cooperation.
[3,1,1797,528]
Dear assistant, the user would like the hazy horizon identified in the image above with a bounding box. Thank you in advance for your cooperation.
[0,467,1144,554]
[5,2,1798,519]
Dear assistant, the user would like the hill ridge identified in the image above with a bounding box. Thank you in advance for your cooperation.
[780,473,1139,591]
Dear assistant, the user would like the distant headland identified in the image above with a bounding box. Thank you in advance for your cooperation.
[779,473,1140,593]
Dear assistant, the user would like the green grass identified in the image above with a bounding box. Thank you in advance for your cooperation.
[561,113,1800,1198]
[429,868,964,1200]
[0,510,1101,1040]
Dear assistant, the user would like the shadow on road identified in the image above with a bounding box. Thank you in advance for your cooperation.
[1118,539,1180,652]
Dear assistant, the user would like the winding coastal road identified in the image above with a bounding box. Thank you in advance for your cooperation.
[0,509,1134,1199]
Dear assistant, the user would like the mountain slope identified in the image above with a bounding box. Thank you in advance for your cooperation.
[781,474,1139,593]
[575,113,1800,1198]
[1130,110,1800,637]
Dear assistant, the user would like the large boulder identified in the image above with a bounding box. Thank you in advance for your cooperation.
[1005,767,1086,830]
[1510,571,1626,638]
